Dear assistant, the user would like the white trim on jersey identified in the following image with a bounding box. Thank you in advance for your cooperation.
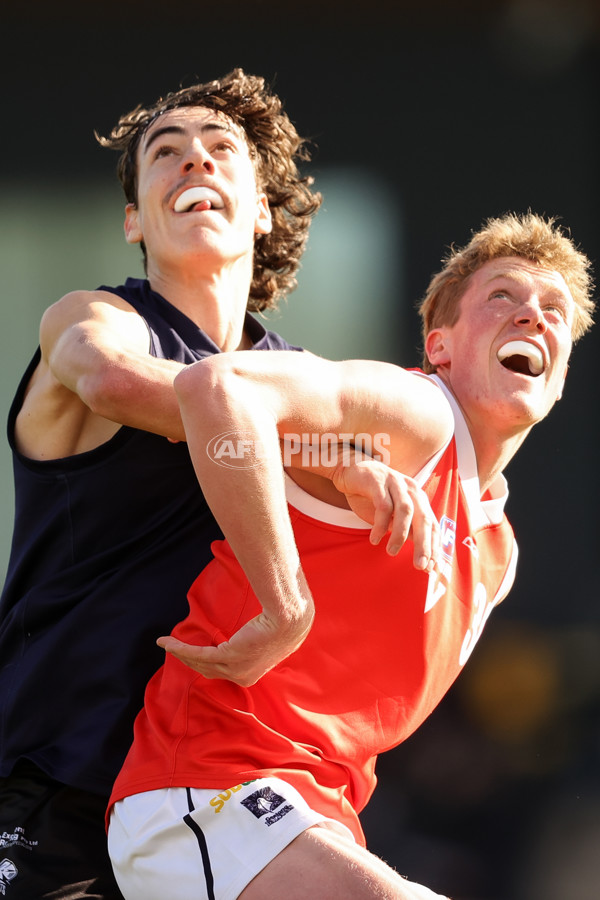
[492,540,519,605]
[284,473,372,528]
[429,375,509,528]
[283,372,509,531]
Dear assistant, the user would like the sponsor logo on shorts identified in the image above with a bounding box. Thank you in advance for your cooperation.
[0,859,18,895]
[209,781,257,813]
[241,787,293,826]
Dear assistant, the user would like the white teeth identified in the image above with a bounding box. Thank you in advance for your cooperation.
[174,187,224,213]
[497,340,545,375]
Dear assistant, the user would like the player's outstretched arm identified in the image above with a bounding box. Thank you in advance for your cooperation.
[160,350,451,685]
[164,369,315,686]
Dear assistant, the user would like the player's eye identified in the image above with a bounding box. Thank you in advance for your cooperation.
[153,144,176,160]
[211,140,237,154]
[544,303,568,322]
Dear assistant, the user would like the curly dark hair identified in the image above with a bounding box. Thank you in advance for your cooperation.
[96,68,322,311]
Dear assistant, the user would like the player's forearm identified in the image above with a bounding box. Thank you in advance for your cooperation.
[175,362,314,634]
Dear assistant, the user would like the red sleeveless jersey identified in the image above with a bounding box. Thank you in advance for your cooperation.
[109,378,517,843]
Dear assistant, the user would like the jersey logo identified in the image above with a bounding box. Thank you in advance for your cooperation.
[0,859,18,895]
[424,516,456,613]
[440,516,456,562]
[241,787,294,826]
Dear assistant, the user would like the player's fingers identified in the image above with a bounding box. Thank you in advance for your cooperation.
[157,635,179,651]
[384,484,414,556]
[157,635,220,673]
[156,635,202,656]
[369,487,396,546]
[158,637,253,684]
[409,490,439,571]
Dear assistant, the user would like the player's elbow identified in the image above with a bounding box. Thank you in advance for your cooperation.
[175,355,240,408]
[173,359,207,403]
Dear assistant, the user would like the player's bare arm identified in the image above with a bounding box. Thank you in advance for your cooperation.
[180,349,454,478]
[158,351,450,686]
[161,378,315,686]
[178,348,452,575]
[15,290,187,460]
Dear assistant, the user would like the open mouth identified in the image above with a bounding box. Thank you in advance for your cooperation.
[497,340,545,376]
[174,186,224,213]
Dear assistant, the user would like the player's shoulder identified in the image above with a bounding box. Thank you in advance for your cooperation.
[41,288,139,330]
[51,287,136,314]
[38,289,149,359]
[395,366,454,430]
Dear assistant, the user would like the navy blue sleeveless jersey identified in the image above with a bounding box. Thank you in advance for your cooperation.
[0,278,300,796]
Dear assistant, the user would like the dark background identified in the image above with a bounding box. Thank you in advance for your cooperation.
[1,2,599,897]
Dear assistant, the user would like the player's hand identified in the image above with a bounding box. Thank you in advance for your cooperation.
[332,459,440,571]
[157,603,314,687]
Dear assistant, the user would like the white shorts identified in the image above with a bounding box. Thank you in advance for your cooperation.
[108,777,355,900]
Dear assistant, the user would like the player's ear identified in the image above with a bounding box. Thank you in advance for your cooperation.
[254,192,272,236]
[425,329,451,368]
[124,203,143,244]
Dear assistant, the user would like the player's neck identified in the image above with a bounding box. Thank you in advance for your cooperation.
[471,427,530,497]
[148,262,253,351]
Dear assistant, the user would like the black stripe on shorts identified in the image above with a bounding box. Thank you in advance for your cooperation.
[183,787,216,900]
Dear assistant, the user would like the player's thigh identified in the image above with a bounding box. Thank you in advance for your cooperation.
[239,823,446,900]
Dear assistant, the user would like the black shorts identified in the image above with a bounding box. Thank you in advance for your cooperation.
[0,760,124,899]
